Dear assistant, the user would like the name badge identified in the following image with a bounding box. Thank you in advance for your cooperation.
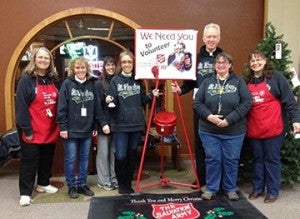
[46,108,53,117]
[81,107,87,117]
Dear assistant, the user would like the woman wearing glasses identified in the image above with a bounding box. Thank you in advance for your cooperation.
[245,50,300,203]
[106,50,159,195]
[194,52,252,201]
[16,47,59,206]
[94,56,118,191]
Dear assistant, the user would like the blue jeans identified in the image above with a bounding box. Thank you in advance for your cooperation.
[247,135,283,197]
[113,131,142,160]
[62,137,91,188]
[199,131,245,193]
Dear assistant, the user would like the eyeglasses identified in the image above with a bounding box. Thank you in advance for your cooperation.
[250,58,264,63]
[36,56,50,61]
[204,35,218,40]
[216,61,229,66]
[121,60,133,64]
[105,63,116,67]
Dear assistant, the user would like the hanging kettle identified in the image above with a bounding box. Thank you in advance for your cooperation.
[154,111,177,136]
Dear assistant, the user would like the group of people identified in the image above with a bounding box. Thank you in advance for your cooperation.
[16,48,159,206]
[15,22,300,207]
[172,23,300,203]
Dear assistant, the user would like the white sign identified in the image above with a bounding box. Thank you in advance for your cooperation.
[89,60,103,73]
[275,43,282,59]
[135,29,198,80]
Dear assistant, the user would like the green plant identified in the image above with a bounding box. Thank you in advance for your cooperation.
[256,23,292,78]
[280,133,300,186]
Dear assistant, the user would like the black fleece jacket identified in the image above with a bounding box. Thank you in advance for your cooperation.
[107,73,153,132]
[57,77,95,138]
[94,75,114,134]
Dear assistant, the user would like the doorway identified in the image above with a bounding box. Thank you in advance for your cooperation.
[5,8,139,130]
[5,8,140,174]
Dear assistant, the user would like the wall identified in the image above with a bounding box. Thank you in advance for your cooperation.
[266,0,300,73]
[0,0,264,138]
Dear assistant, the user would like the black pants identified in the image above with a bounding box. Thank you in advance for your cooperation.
[193,110,206,186]
[19,140,55,196]
[115,149,137,188]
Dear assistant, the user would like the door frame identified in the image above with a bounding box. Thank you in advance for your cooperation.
[4,7,140,129]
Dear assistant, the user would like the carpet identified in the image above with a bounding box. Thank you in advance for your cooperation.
[88,192,267,219]
[32,161,197,204]
[0,158,192,204]
[32,167,194,204]
[2,158,266,219]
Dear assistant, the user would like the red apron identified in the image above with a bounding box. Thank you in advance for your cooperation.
[22,79,59,144]
[247,78,283,138]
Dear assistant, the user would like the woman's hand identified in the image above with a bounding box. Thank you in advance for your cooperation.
[92,130,98,137]
[171,82,181,94]
[207,114,227,127]
[25,134,33,141]
[293,122,300,133]
[106,95,116,108]
[60,131,68,139]
[152,88,160,97]
[102,124,110,134]
[105,95,114,104]
[217,119,229,128]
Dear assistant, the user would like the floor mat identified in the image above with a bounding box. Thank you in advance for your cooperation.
[88,192,267,219]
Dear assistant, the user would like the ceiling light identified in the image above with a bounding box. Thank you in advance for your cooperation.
[87,27,109,31]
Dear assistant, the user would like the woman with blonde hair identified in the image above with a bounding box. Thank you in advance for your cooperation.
[16,47,60,206]
[57,57,97,199]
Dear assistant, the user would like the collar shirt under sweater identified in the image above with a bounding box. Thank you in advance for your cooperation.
[194,72,252,135]
[57,77,95,138]
[180,45,223,95]
[247,70,300,131]
[108,73,153,132]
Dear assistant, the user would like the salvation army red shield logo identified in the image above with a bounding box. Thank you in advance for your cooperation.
[156,54,165,63]
[152,202,200,219]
